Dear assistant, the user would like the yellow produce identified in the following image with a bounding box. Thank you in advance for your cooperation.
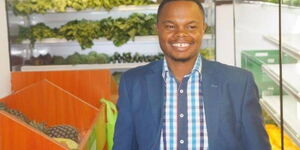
[53,138,79,150]
[265,124,300,150]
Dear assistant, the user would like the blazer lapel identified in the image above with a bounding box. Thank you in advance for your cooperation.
[145,71,164,125]
[202,59,222,150]
[144,60,165,149]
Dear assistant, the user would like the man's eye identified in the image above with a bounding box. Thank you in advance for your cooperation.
[166,25,175,29]
[188,25,197,30]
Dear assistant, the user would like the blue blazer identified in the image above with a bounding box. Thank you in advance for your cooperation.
[113,58,271,150]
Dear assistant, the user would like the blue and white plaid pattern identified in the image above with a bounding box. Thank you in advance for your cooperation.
[160,55,209,150]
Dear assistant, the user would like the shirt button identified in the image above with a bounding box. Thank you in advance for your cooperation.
[180,140,184,144]
[179,89,184,94]
[179,113,184,118]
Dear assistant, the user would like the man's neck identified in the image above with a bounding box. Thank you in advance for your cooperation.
[166,56,198,83]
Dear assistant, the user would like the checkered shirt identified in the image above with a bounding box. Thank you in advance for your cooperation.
[160,55,209,150]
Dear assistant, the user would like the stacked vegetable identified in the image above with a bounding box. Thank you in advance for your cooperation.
[12,0,155,15]
[24,51,164,65]
[18,13,157,49]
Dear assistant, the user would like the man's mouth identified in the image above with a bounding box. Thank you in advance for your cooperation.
[171,43,191,48]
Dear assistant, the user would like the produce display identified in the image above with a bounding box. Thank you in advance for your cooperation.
[18,13,157,49]
[24,51,164,65]
[18,23,60,45]
[0,102,80,149]
[199,48,215,60]
[266,124,300,150]
[11,0,156,15]
[109,52,164,63]
[19,48,214,66]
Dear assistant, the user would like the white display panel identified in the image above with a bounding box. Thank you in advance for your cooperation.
[261,95,300,146]
[262,63,300,100]
[21,63,148,72]
[265,34,300,60]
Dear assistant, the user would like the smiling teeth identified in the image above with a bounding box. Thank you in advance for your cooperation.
[172,43,190,48]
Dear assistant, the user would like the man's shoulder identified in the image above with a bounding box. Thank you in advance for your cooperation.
[122,60,163,79]
[204,59,253,82]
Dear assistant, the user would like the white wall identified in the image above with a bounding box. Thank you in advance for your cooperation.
[217,3,300,66]
[216,4,235,66]
[0,0,11,98]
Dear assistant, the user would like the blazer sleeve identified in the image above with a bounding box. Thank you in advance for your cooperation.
[113,74,137,150]
[241,73,271,150]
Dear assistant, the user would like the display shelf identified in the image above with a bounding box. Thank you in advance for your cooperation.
[8,3,214,28]
[0,80,101,149]
[260,95,300,146]
[264,34,300,60]
[11,69,118,107]
[11,36,163,57]
[262,63,300,100]
[0,111,67,150]
[20,63,149,72]
[11,34,212,58]
[17,3,212,27]
[19,34,214,45]
[7,2,216,67]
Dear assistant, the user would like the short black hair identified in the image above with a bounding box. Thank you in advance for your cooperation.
[157,0,205,22]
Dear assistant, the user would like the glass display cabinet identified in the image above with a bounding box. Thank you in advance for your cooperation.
[234,0,300,148]
[5,0,216,72]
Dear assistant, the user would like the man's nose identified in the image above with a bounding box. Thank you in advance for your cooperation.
[175,28,188,37]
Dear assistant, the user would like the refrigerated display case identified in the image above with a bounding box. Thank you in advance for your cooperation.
[5,0,216,72]
[234,0,300,148]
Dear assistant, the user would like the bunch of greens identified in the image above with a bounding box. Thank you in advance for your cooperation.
[18,13,157,49]
[107,13,157,46]
[12,0,155,15]
[58,20,102,49]
[18,23,60,45]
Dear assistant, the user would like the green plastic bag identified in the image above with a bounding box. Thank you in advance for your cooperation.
[101,98,118,150]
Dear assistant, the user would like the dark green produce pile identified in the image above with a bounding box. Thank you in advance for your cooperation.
[11,0,156,15]
[24,51,164,65]
[110,52,164,63]
[18,13,157,49]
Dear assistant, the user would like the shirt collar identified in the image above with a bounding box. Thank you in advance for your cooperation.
[162,55,202,80]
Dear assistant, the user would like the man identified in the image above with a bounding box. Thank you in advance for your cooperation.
[113,0,271,149]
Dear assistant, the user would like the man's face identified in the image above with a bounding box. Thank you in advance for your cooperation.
[157,1,206,62]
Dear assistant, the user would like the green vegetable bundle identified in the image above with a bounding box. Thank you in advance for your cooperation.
[58,20,102,49]
[18,23,61,45]
[18,13,157,49]
[25,51,164,65]
[12,0,155,15]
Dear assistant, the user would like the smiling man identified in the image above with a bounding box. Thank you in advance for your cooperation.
[113,0,271,150]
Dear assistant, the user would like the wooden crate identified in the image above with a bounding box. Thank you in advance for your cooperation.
[0,80,107,150]
[11,70,118,108]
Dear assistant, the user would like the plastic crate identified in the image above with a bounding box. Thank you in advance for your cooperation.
[241,50,297,97]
